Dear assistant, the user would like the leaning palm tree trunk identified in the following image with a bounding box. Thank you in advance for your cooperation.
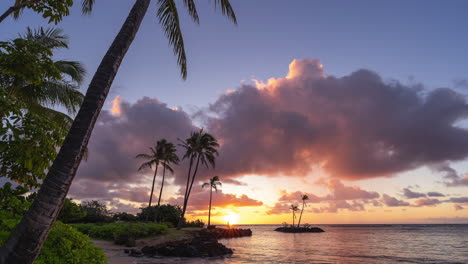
[154,164,166,223]
[0,1,150,263]
[297,201,305,228]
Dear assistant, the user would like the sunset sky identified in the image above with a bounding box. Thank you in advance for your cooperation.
[2,0,468,224]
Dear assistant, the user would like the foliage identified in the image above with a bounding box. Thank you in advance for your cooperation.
[183,219,205,228]
[71,222,168,243]
[0,182,32,215]
[112,212,138,222]
[0,27,84,190]
[0,212,106,264]
[57,198,87,223]
[79,200,113,223]
[8,0,74,24]
[138,204,182,226]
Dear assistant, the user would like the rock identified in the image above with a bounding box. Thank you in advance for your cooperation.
[209,228,252,239]
[141,230,233,258]
[274,227,325,233]
[125,238,136,247]
[128,249,143,257]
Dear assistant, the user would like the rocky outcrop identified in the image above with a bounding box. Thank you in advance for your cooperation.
[209,228,252,239]
[274,227,325,233]
[139,229,233,258]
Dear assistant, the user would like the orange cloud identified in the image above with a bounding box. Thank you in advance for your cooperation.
[111,95,122,115]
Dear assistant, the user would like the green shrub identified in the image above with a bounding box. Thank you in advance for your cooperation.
[35,222,107,264]
[0,212,106,264]
[72,222,168,243]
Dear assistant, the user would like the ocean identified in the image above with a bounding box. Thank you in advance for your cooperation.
[138,224,468,264]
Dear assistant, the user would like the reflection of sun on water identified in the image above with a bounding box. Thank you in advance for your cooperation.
[224,213,240,225]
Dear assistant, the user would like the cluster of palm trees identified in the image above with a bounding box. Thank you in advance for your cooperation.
[289,194,309,228]
[136,129,220,229]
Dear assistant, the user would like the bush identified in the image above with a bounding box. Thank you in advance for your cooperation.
[71,222,168,244]
[0,212,106,264]
[183,219,205,228]
[58,198,87,223]
[80,200,113,223]
[137,204,182,226]
[113,212,138,222]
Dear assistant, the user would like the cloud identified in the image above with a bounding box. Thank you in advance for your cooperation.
[402,188,426,199]
[267,180,379,214]
[427,192,445,197]
[454,204,464,211]
[205,59,468,180]
[447,197,468,203]
[433,162,468,187]
[166,189,262,212]
[381,194,410,207]
[413,198,441,207]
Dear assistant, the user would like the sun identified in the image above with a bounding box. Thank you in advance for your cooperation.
[223,213,240,225]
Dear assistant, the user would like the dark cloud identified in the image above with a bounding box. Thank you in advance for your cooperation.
[402,188,426,199]
[427,192,445,197]
[205,59,468,179]
[454,204,464,211]
[433,162,468,187]
[447,197,468,203]
[267,180,379,214]
[381,194,410,207]
[413,198,441,207]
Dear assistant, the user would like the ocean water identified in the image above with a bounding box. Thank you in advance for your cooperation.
[141,225,468,264]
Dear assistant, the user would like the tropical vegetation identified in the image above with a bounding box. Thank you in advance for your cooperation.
[1,0,237,262]
[297,194,309,227]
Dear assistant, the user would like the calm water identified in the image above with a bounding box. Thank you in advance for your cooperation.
[140,225,468,264]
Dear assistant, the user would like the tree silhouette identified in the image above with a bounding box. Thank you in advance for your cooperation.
[297,194,309,227]
[177,129,219,229]
[202,176,221,227]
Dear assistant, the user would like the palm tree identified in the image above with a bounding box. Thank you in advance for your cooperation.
[154,140,179,222]
[136,141,163,210]
[0,1,236,262]
[290,204,299,227]
[297,194,309,227]
[177,129,219,229]
[1,27,85,125]
[202,176,221,227]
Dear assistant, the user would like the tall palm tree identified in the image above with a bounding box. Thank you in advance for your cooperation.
[297,194,309,227]
[202,176,221,227]
[154,140,179,222]
[177,129,219,229]
[0,1,236,262]
[136,141,163,210]
[290,204,299,227]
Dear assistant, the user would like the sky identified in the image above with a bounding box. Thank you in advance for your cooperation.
[2,0,468,224]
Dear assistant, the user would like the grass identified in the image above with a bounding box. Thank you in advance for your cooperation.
[71,222,168,243]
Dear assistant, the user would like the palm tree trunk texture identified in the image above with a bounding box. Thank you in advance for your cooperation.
[147,165,159,221]
[0,1,151,263]
[154,164,166,223]
[208,185,213,226]
[297,201,305,227]
[0,0,39,23]
[177,156,200,229]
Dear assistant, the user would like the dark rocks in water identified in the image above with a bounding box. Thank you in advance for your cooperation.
[209,228,252,239]
[274,227,325,233]
[141,229,233,258]
[128,249,143,257]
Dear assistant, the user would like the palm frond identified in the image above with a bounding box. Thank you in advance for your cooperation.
[21,27,69,49]
[136,153,152,160]
[55,60,87,84]
[213,0,237,24]
[157,0,188,79]
[182,0,199,23]
[81,0,95,14]
[138,161,153,172]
